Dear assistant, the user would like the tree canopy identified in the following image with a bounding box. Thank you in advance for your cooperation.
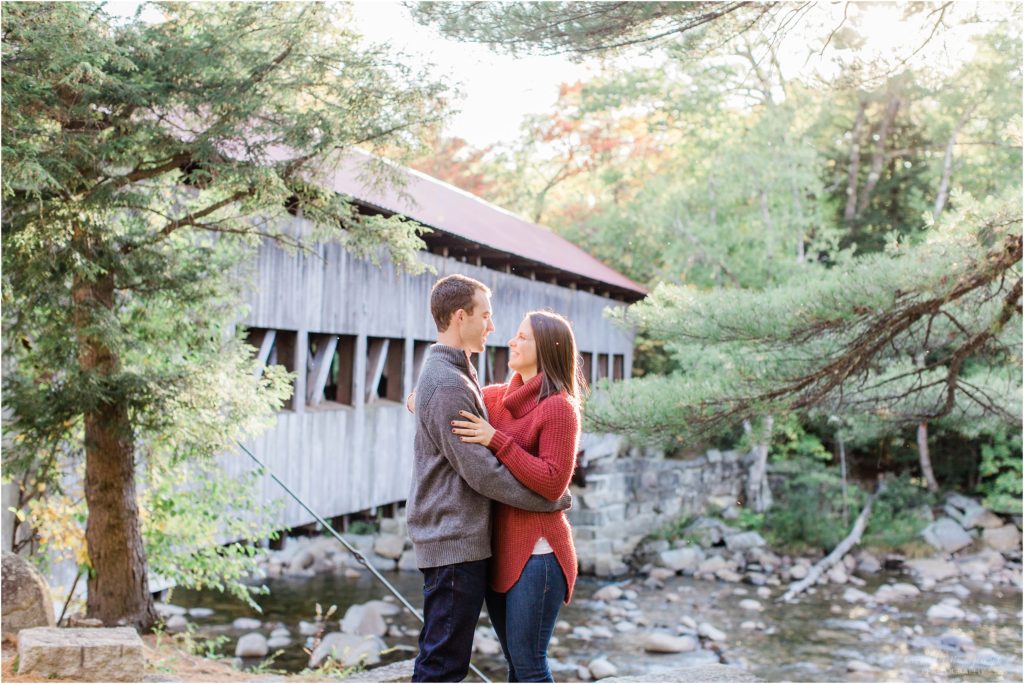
[408,1,1022,505]
[2,1,448,628]
[409,1,776,58]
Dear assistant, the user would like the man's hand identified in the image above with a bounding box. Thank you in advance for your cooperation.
[405,391,416,414]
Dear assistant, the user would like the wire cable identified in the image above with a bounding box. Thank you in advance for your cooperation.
[236,440,492,683]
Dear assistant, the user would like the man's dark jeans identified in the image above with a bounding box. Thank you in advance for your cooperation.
[485,553,567,683]
[413,558,488,682]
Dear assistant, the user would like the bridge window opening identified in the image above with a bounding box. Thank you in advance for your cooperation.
[612,354,625,381]
[485,346,511,384]
[413,341,432,383]
[366,336,404,403]
[597,353,609,380]
[246,327,298,410]
[309,333,356,408]
[580,352,593,383]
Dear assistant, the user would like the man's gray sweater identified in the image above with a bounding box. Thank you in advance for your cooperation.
[408,343,571,569]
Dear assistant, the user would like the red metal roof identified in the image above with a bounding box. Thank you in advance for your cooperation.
[328,150,648,296]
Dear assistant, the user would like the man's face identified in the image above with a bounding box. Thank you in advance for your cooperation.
[459,289,494,354]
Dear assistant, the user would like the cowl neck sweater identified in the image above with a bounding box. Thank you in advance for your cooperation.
[484,372,580,602]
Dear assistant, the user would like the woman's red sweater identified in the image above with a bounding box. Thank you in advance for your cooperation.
[483,372,579,603]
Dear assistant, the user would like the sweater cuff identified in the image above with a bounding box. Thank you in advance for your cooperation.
[489,430,512,455]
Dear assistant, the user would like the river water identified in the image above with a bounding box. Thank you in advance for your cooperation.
[170,567,1022,682]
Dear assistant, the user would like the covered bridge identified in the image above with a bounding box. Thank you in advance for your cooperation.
[227,151,648,532]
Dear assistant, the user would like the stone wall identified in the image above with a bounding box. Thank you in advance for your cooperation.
[570,434,751,577]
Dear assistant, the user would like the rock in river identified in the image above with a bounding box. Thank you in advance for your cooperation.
[232,617,261,630]
[235,633,269,658]
[927,603,967,620]
[588,658,619,679]
[698,623,727,642]
[643,633,699,653]
[921,518,972,554]
[309,633,386,669]
[982,524,1021,553]
[593,585,624,601]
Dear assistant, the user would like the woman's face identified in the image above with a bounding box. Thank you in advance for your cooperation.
[507,317,538,376]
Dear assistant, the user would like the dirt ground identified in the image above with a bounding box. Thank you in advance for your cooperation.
[1,633,341,683]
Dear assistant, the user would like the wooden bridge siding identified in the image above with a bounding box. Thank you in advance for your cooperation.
[226,216,635,531]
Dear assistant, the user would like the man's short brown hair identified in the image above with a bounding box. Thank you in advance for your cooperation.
[430,274,490,332]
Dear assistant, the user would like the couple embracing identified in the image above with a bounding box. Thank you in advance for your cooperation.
[406,274,584,683]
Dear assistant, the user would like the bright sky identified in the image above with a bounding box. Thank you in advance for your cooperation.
[350,1,595,148]
[105,1,1006,149]
[350,1,997,148]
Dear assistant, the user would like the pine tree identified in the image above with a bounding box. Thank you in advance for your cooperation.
[587,192,1022,448]
[2,2,447,629]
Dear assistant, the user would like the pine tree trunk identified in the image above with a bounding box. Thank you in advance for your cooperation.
[74,265,157,631]
[916,421,940,493]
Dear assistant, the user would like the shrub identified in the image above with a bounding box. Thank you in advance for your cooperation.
[762,458,866,553]
[862,474,938,550]
[977,429,1023,514]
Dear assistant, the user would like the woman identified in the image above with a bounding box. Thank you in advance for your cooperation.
[450,310,584,683]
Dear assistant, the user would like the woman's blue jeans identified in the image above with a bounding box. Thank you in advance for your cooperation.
[485,553,567,683]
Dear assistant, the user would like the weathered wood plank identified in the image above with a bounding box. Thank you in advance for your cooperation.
[227,217,637,531]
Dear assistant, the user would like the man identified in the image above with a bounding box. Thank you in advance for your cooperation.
[408,274,572,683]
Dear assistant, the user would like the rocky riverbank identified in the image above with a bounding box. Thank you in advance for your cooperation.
[148,491,1021,681]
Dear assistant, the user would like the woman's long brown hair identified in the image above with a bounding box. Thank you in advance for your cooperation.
[527,310,588,408]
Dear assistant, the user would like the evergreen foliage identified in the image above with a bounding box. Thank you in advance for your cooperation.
[410,1,775,59]
[2,1,447,627]
[587,192,1021,443]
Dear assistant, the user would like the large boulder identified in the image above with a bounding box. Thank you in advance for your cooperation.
[17,627,143,682]
[968,510,1006,529]
[855,551,882,574]
[309,632,386,669]
[905,558,960,582]
[982,524,1021,553]
[724,531,767,552]
[2,552,56,633]
[921,518,973,554]
[373,534,407,560]
[658,547,704,574]
[957,550,1006,576]
[340,603,388,637]
[235,633,269,658]
[944,494,1002,529]
[398,550,419,572]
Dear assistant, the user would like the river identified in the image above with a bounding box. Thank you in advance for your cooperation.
[168,565,1022,682]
